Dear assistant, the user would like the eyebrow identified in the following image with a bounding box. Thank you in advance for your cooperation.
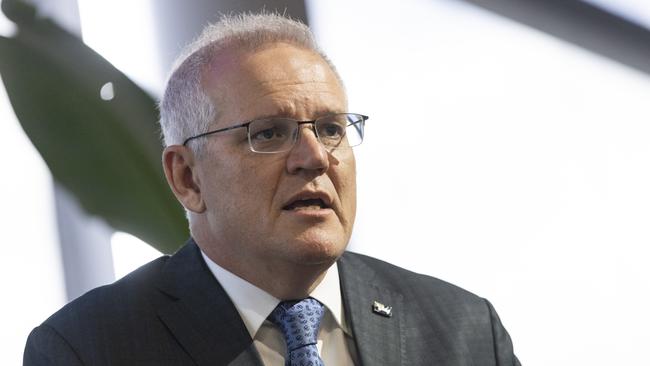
[252,110,345,121]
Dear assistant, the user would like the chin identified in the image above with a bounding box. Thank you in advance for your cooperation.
[287,229,348,265]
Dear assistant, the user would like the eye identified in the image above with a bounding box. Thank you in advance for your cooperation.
[319,122,345,139]
[252,127,280,141]
[249,120,292,144]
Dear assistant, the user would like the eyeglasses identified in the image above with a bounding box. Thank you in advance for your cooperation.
[182,113,368,154]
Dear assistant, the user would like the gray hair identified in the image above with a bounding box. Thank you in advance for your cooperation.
[158,12,344,152]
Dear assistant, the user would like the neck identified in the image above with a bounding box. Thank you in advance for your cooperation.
[198,241,335,300]
[258,263,331,300]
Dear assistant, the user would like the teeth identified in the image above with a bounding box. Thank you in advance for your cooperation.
[292,205,323,210]
[284,198,327,210]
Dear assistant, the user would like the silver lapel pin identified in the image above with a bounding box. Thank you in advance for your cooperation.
[372,300,392,317]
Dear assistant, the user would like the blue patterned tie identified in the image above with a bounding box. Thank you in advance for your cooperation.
[269,298,325,366]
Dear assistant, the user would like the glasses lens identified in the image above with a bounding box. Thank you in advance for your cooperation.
[247,114,366,153]
[316,113,365,150]
[248,118,296,153]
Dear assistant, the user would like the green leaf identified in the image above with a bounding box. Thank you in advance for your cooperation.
[0,1,188,253]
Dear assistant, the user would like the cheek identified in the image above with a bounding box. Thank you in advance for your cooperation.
[221,154,286,208]
[340,152,357,192]
[333,154,357,218]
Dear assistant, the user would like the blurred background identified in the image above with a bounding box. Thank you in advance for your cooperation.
[2,0,649,364]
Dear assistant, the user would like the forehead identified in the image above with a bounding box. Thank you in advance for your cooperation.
[201,43,347,123]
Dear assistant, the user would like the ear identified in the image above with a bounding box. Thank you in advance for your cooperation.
[162,145,206,213]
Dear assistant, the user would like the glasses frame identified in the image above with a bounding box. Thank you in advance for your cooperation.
[182,113,368,153]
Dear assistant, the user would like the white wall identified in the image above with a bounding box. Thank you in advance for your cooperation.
[77,0,163,95]
[307,0,650,364]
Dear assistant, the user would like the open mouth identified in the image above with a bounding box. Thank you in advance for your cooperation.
[283,198,330,211]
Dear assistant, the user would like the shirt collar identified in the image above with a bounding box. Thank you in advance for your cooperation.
[201,251,348,338]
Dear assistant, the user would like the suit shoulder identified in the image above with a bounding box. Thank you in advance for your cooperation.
[341,251,485,305]
[43,255,170,331]
[339,253,519,364]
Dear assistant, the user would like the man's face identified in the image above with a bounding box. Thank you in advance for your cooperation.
[194,43,356,272]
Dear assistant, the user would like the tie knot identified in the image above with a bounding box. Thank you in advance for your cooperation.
[269,298,325,352]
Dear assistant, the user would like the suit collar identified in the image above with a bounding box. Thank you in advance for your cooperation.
[338,252,404,366]
[156,239,264,366]
[200,250,280,339]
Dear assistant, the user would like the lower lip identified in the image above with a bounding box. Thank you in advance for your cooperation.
[282,207,335,218]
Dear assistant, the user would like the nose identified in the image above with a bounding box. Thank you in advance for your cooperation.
[286,125,330,175]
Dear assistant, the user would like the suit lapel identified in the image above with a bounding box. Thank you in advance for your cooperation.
[338,253,404,366]
[156,239,263,366]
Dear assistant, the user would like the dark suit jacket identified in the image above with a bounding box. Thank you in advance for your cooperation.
[24,239,520,365]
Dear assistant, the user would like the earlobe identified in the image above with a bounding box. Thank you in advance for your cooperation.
[162,146,206,213]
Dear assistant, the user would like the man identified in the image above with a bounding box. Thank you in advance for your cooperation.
[24,13,520,366]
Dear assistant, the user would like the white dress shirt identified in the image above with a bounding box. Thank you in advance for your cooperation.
[201,251,357,365]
